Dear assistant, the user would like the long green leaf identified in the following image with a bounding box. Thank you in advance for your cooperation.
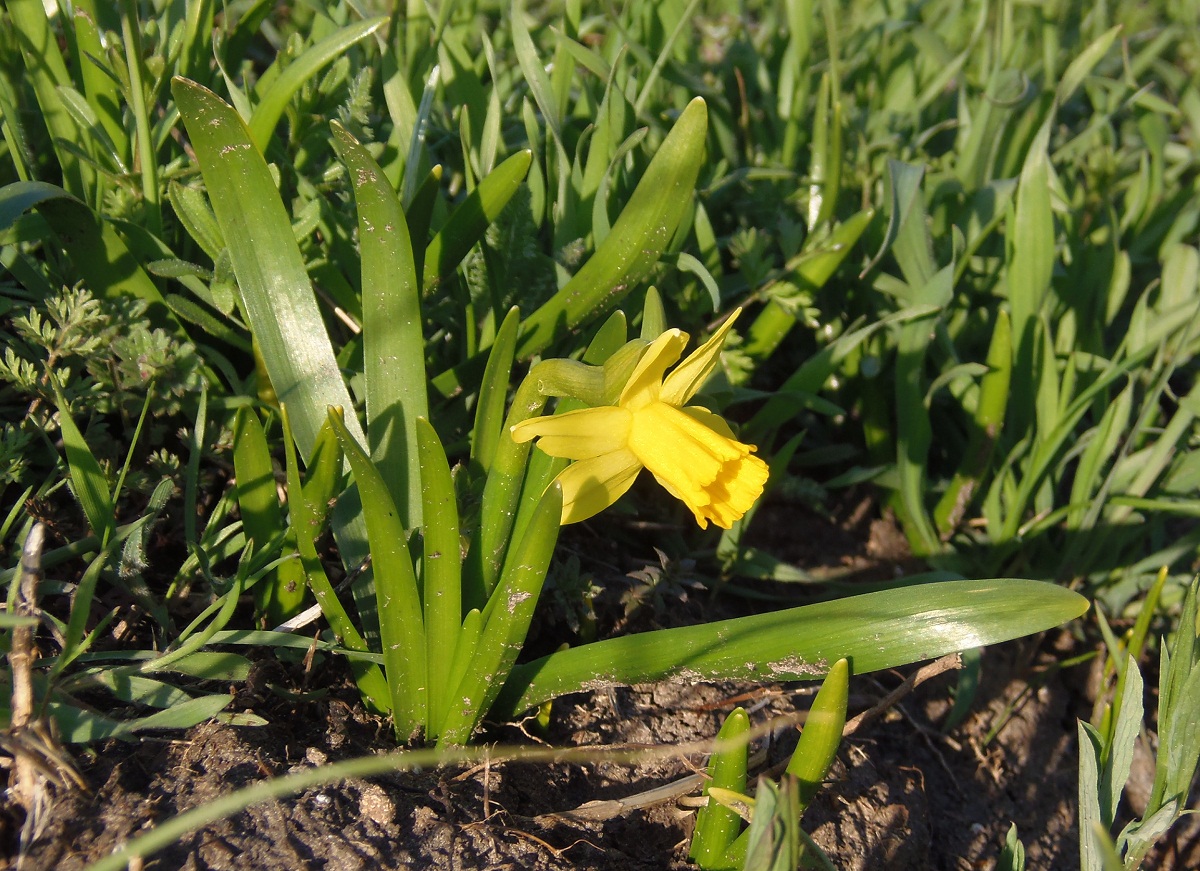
[178,0,216,82]
[416,418,462,738]
[806,72,842,232]
[79,744,552,871]
[511,0,567,194]
[1007,111,1056,423]
[462,371,550,609]
[723,659,850,869]
[935,309,1012,535]
[49,383,113,539]
[331,121,427,527]
[494,579,1088,716]
[743,208,875,362]
[49,694,233,743]
[7,0,88,195]
[117,0,161,236]
[893,265,953,556]
[71,2,128,165]
[1078,720,1106,871]
[144,546,248,675]
[440,482,561,746]
[863,160,927,279]
[233,407,306,623]
[471,306,521,475]
[405,165,443,277]
[1057,26,1122,106]
[1101,654,1142,826]
[515,97,708,358]
[996,328,1185,543]
[329,408,425,739]
[422,149,533,295]
[167,180,225,262]
[173,78,365,461]
[689,706,750,868]
[280,408,391,714]
[786,658,849,807]
[52,542,114,680]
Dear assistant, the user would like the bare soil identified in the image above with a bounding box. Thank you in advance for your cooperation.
[6,498,1198,870]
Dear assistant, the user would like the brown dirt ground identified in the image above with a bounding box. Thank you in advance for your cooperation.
[6,496,1199,870]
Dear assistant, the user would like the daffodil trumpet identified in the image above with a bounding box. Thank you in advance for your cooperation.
[511,310,769,528]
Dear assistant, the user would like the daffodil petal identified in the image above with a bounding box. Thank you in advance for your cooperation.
[619,329,688,408]
[627,401,767,529]
[660,308,742,406]
[629,402,743,495]
[556,449,642,524]
[692,450,769,529]
[680,405,738,440]
[510,406,632,459]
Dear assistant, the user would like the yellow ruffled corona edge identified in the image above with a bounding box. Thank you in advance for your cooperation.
[511,310,769,528]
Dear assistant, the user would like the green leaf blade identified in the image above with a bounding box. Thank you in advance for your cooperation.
[422,150,533,295]
[786,658,849,808]
[440,482,562,746]
[280,408,390,713]
[515,97,708,358]
[416,419,462,738]
[50,386,114,539]
[329,408,425,739]
[496,579,1088,716]
[690,706,750,868]
[247,17,388,153]
[172,78,365,462]
[331,121,428,527]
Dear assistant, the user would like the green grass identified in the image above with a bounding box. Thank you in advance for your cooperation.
[1,0,1197,867]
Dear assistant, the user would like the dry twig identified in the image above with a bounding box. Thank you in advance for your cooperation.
[842,653,962,737]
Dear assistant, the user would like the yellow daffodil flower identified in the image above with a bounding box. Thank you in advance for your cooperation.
[511,311,769,528]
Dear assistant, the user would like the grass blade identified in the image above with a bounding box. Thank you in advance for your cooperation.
[463,372,550,609]
[233,407,307,623]
[471,306,521,475]
[50,384,113,540]
[280,408,390,713]
[247,16,387,153]
[1057,26,1122,106]
[935,309,1013,535]
[743,208,875,362]
[1007,112,1056,423]
[71,3,127,166]
[7,0,88,195]
[892,265,954,555]
[405,164,443,278]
